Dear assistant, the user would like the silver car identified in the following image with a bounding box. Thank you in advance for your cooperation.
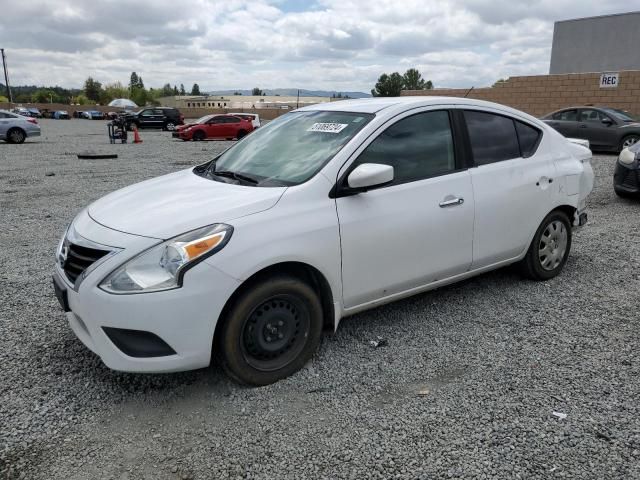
[0,109,41,144]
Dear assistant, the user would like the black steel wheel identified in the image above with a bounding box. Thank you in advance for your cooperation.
[193,130,206,141]
[217,275,323,386]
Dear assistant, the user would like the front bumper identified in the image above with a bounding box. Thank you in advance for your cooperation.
[614,162,640,195]
[53,211,240,373]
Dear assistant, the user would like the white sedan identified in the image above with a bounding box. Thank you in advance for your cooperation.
[53,97,593,385]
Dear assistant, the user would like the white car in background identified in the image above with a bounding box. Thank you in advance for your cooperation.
[0,109,41,144]
[53,97,593,386]
[230,112,261,129]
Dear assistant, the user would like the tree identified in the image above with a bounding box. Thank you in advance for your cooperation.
[102,81,128,104]
[233,91,242,95]
[130,72,139,89]
[371,72,404,97]
[191,83,201,95]
[173,85,179,95]
[252,87,263,96]
[31,89,56,103]
[83,77,102,102]
[138,76,144,89]
[402,68,432,90]
[74,94,89,105]
[179,84,186,95]
[160,83,174,97]
[0,95,8,103]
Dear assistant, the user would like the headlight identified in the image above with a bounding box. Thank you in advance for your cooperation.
[619,148,637,165]
[99,224,232,294]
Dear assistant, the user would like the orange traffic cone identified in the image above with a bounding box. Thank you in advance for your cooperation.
[133,125,143,144]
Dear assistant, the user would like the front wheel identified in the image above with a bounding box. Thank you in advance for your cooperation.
[192,130,206,141]
[236,130,247,140]
[520,210,572,281]
[216,276,323,386]
[164,121,176,131]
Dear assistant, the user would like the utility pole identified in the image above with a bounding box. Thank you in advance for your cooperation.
[1,48,13,103]
[296,89,299,109]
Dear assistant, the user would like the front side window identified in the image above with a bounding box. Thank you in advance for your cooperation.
[351,110,455,185]
[208,111,373,186]
[464,111,520,165]
[580,109,606,123]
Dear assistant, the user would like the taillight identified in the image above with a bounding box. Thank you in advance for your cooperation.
[27,118,38,125]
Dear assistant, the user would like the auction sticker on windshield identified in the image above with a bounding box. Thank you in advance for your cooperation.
[307,123,348,133]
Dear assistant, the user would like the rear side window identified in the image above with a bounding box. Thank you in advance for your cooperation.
[464,111,520,165]
[552,109,578,121]
[353,110,456,185]
[515,121,542,158]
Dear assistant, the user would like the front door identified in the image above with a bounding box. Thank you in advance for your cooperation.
[577,109,619,150]
[336,109,474,309]
[0,113,10,138]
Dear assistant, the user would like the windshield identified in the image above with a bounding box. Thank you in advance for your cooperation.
[209,111,373,186]
[602,108,636,122]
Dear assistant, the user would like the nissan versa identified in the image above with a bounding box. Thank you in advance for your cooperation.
[53,98,594,386]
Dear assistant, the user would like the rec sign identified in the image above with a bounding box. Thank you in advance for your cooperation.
[600,72,619,88]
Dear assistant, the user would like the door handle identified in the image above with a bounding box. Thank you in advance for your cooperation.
[439,197,464,208]
[578,124,588,128]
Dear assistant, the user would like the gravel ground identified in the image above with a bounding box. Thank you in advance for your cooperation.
[1,119,639,479]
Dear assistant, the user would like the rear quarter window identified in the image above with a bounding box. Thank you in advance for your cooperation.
[515,121,542,158]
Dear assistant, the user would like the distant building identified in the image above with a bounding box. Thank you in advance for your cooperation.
[550,12,640,74]
[159,95,332,110]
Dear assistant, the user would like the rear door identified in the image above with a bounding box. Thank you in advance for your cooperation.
[336,109,474,308]
[577,108,619,149]
[463,109,556,268]
[546,109,578,138]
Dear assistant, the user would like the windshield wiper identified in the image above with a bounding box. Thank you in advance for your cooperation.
[211,170,259,185]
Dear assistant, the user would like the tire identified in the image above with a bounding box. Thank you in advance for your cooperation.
[216,275,323,386]
[236,130,247,140]
[193,130,206,141]
[520,210,572,281]
[164,121,176,131]
[7,128,26,144]
[620,135,640,151]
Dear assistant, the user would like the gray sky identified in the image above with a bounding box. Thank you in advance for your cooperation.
[0,0,637,92]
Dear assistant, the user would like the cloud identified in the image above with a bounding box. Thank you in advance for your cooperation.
[0,0,637,91]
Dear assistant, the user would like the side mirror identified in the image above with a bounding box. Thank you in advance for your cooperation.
[347,163,394,190]
[602,117,613,126]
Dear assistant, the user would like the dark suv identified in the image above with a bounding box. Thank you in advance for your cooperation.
[125,107,184,131]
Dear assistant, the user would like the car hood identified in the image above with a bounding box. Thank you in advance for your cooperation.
[620,122,640,129]
[88,168,286,239]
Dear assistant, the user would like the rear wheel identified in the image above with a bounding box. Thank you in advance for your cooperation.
[216,276,323,386]
[620,135,640,151]
[164,121,176,131]
[520,210,572,281]
[193,130,206,141]
[7,128,26,144]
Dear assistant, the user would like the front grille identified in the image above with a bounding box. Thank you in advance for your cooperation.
[63,243,110,284]
[621,170,639,189]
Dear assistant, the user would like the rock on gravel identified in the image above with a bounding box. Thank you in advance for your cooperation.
[1,119,639,479]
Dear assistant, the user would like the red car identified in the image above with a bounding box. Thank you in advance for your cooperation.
[174,114,253,141]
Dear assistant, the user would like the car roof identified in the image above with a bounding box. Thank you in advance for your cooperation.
[297,96,543,122]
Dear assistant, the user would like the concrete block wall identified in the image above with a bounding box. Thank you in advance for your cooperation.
[402,70,640,117]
